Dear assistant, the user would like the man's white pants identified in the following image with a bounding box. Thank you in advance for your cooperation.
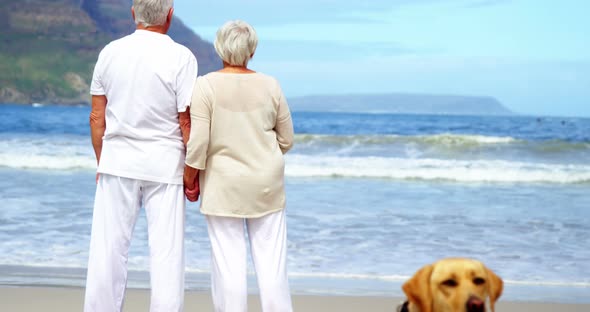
[84,174,185,312]
[207,210,293,312]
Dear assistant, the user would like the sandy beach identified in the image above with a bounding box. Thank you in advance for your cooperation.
[0,286,588,312]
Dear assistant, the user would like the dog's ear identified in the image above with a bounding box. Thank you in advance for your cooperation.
[402,264,433,312]
[485,266,503,312]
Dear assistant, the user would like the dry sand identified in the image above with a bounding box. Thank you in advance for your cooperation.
[0,286,588,311]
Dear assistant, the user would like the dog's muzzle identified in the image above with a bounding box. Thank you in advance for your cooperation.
[466,296,485,312]
[398,297,486,312]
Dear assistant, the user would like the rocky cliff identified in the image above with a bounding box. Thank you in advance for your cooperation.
[0,0,221,105]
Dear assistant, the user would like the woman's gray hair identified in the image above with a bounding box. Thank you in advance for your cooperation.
[214,20,258,67]
[133,0,173,27]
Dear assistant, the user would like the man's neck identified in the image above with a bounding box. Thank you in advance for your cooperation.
[136,24,168,34]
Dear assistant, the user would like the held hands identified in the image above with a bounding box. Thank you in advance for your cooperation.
[184,181,200,202]
[183,165,200,202]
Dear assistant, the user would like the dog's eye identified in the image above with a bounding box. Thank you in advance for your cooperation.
[473,277,486,285]
[442,279,458,287]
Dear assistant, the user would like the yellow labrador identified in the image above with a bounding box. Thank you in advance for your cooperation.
[399,258,503,312]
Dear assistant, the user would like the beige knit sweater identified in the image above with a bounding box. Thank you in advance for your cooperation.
[185,72,294,218]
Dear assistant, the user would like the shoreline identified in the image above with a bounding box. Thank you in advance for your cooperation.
[0,286,589,312]
[1,264,590,304]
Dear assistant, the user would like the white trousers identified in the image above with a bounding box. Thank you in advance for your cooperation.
[84,174,185,312]
[206,210,293,312]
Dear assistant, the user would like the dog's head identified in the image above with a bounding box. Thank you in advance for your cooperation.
[401,258,503,312]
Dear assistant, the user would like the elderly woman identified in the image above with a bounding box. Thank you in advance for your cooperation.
[183,20,294,311]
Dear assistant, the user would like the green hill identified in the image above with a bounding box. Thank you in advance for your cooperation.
[0,0,221,105]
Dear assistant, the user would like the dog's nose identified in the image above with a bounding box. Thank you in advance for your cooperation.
[466,296,485,312]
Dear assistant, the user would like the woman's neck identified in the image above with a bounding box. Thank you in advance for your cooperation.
[218,63,256,74]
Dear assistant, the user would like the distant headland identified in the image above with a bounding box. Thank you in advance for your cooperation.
[288,93,513,115]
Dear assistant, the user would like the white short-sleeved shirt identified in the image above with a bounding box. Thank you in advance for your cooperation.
[90,30,198,184]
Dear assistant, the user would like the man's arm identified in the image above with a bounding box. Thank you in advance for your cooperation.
[179,108,191,146]
[180,108,200,200]
[90,95,107,165]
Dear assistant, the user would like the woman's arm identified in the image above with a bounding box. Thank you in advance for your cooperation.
[185,77,211,170]
[184,77,211,202]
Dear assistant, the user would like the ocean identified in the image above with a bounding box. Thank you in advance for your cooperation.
[0,104,589,303]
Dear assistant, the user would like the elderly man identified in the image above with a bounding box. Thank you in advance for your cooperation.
[84,0,197,311]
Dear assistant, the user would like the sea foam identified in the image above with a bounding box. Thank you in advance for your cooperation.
[286,155,590,183]
[1,134,589,183]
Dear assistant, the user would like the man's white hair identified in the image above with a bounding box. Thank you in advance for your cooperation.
[214,20,258,67]
[133,0,173,27]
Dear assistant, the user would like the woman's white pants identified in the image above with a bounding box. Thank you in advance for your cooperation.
[84,174,185,312]
[206,210,293,312]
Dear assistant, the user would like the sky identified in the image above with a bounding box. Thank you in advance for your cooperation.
[173,0,590,117]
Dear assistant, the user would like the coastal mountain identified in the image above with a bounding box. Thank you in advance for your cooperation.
[288,93,513,115]
[0,0,221,105]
